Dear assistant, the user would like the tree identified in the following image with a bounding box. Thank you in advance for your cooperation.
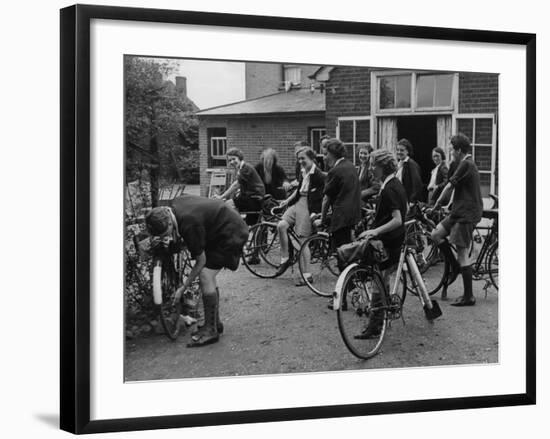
[125,56,199,207]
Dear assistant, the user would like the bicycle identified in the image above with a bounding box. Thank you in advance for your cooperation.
[333,219,442,360]
[241,206,303,279]
[150,237,200,341]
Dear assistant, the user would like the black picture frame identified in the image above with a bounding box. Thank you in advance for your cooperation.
[60,4,536,434]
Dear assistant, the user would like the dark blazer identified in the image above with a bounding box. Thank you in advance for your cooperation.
[254,162,288,199]
[428,163,449,205]
[324,158,361,232]
[357,162,381,200]
[401,158,423,202]
[288,166,325,214]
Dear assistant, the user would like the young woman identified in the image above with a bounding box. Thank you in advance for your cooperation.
[275,147,325,285]
[427,147,449,206]
[145,195,249,347]
[356,149,408,338]
[216,148,265,225]
[357,143,381,202]
[254,148,291,200]
[395,138,423,203]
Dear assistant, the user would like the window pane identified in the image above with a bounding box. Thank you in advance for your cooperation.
[435,74,453,107]
[379,77,395,109]
[395,75,411,108]
[479,173,491,198]
[416,75,435,107]
[457,118,473,141]
[339,120,354,143]
[474,145,492,172]
[284,67,301,85]
[356,120,370,142]
[344,144,356,164]
[475,118,493,144]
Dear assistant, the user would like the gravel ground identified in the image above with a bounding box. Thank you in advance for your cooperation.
[125,264,498,381]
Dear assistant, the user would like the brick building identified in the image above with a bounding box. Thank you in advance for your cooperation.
[197,64,498,198]
[314,66,498,197]
[197,63,324,196]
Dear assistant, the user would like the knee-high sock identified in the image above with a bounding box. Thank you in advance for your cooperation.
[461,266,473,299]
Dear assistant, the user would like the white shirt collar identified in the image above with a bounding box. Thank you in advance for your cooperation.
[381,173,396,190]
[334,157,345,167]
[239,160,245,169]
[462,154,472,162]
[305,163,316,175]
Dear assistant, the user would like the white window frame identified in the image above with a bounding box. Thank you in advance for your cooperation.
[335,116,372,165]
[309,127,327,155]
[372,70,458,115]
[210,136,227,160]
[452,113,497,195]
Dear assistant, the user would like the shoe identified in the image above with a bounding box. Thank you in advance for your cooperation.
[450,296,476,307]
[327,298,347,311]
[354,325,382,339]
[246,256,261,265]
[275,259,291,276]
[295,275,313,287]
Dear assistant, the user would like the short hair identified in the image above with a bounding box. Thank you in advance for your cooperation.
[432,146,446,161]
[371,149,398,176]
[296,146,317,162]
[293,140,309,149]
[226,147,244,161]
[397,138,414,156]
[450,133,472,154]
[145,207,171,236]
[358,143,374,154]
[324,138,346,159]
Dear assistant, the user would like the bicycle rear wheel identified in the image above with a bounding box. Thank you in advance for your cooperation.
[152,259,183,341]
[407,232,448,296]
[337,266,388,359]
[487,241,499,291]
[242,222,283,278]
[299,233,339,297]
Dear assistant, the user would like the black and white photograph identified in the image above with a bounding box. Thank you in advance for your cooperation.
[123,56,500,381]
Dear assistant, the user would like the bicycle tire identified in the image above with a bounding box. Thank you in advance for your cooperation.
[242,222,284,278]
[299,233,339,297]
[406,232,448,297]
[337,266,388,360]
[152,258,183,341]
[487,241,499,291]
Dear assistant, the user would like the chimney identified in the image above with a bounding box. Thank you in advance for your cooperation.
[175,76,187,97]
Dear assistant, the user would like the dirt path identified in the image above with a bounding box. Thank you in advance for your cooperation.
[125,266,498,381]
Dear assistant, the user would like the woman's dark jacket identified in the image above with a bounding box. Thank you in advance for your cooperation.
[287,166,326,214]
[254,162,288,200]
[401,158,423,202]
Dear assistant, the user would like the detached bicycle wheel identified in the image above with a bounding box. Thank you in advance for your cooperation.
[337,266,388,359]
[487,241,499,291]
[242,223,283,278]
[299,233,339,297]
[152,259,182,341]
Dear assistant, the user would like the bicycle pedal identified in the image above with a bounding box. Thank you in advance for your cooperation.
[423,300,442,321]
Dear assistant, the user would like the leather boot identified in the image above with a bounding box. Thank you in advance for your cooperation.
[191,288,224,336]
[354,295,384,339]
[187,292,220,347]
[451,266,476,306]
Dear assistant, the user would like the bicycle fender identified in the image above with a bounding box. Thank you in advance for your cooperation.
[333,263,359,311]
[152,265,163,305]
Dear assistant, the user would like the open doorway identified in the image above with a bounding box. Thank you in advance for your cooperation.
[396,115,437,184]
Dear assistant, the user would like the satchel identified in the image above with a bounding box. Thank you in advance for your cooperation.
[336,238,389,267]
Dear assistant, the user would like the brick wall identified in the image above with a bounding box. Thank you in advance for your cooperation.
[458,73,499,114]
[324,67,372,137]
[198,114,325,196]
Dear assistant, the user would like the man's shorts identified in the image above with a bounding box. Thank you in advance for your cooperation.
[440,215,475,249]
[281,196,312,238]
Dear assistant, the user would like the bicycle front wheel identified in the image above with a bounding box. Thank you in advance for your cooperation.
[487,241,499,291]
[242,222,283,278]
[299,233,339,297]
[152,259,182,341]
[337,266,388,359]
